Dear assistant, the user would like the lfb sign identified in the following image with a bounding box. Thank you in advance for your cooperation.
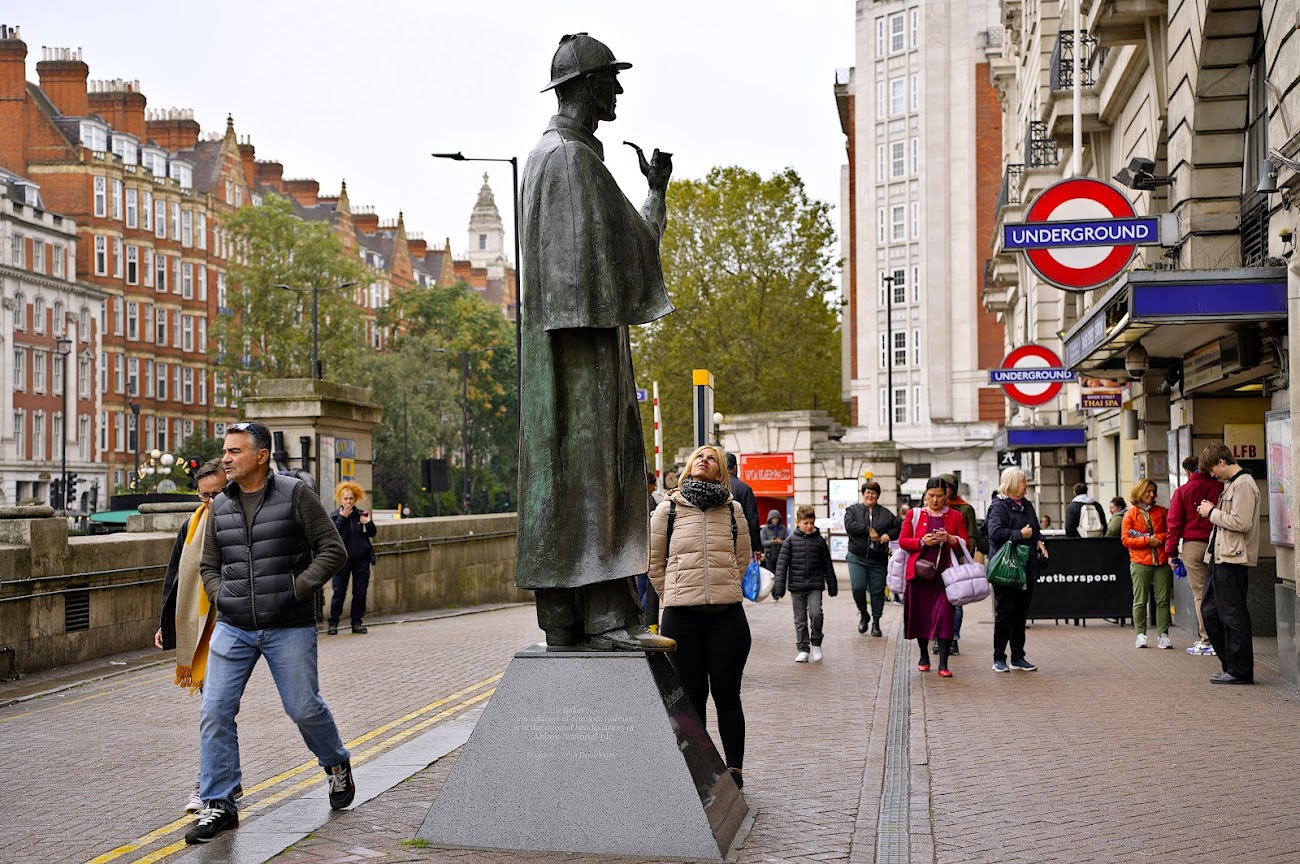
[1225,424,1265,461]
[740,453,795,497]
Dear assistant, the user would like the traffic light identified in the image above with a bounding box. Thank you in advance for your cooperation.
[186,457,201,488]
[49,477,63,508]
[65,473,78,508]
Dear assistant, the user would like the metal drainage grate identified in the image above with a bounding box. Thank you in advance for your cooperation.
[876,632,911,864]
[64,587,90,633]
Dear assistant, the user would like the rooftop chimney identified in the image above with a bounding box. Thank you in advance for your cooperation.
[144,107,199,153]
[237,135,256,191]
[0,26,27,173]
[255,160,284,193]
[352,205,379,235]
[36,46,89,118]
[283,178,319,207]
[87,78,146,139]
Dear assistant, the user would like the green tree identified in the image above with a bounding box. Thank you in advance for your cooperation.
[633,166,845,463]
[362,281,517,513]
[211,192,368,407]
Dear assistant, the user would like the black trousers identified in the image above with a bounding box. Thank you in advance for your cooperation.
[1203,562,1254,680]
[992,580,1035,663]
[660,603,751,770]
[329,560,370,627]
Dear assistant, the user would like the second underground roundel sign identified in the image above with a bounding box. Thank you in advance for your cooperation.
[989,344,1075,406]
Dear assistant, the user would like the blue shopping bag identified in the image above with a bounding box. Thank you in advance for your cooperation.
[741,560,761,601]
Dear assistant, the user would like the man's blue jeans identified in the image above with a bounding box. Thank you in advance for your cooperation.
[199,622,350,807]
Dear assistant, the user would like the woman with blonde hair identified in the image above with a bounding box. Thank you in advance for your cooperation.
[1122,478,1173,649]
[985,467,1048,673]
[649,444,751,789]
[329,481,377,635]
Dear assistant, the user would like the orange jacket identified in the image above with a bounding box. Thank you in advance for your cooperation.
[1121,505,1169,566]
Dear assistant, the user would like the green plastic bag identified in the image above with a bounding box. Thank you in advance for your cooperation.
[987,541,1030,589]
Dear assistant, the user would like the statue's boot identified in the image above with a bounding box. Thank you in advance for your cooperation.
[588,626,676,652]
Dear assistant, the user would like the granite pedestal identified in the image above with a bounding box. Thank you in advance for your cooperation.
[417,644,749,860]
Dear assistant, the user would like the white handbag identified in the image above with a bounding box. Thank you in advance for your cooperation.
[941,538,990,606]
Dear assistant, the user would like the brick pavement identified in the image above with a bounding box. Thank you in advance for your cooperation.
[4,585,1299,864]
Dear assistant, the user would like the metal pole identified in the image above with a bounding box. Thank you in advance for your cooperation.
[131,402,141,491]
[60,352,69,515]
[883,274,895,442]
[402,389,409,507]
[1072,1,1083,176]
[510,157,521,450]
[462,350,470,514]
[311,286,322,380]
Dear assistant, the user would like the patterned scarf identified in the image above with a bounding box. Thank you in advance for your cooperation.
[680,478,730,511]
[173,505,216,695]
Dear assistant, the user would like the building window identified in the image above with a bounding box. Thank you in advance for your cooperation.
[94,236,107,275]
[143,191,152,231]
[172,310,182,348]
[79,416,90,461]
[99,351,107,393]
[912,202,920,238]
[126,245,138,284]
[156,307,167,344]
[913,328,921,365]
[890,141,905,178]
[128,357,139,397]
[910,74,919,111]
[143,248,153,288]
[182,263,193,299]
[910,138,919,174]
[79,356,90,397]
[892,268,906,304]
[112,179,123,220]
[890,205,906,241]
[198,266,207,301]
[157,362,168,400]
[478,234,487,250]
[171,203,180,240]
[879,389,887,427]
[912,265,920,302]
[80,306,89,339]
[94,176,107,217]
[876,144,886,182]
[32,240,44,274]
[126,188,138,228]
[32,412,44,460]
[53,245,64,278]
[197,212,206,249]
[33,350,47,392]
[182,315,194,352]
[173,258,181,295]
[12,347,24,390]
[913,386,922,423]
[889,13,905,53]
[9,233,21,268]
[234,185,242,207]
[11,292,21,329]
[878,208,887,243]
[876,81,886,118]
[199,371,207,405]
[33,295,45,332]
[183,368,194,404]
[114,352,124,393]
[173,366,181,401]
[876,17,885,55]
[156,253,167,292]
[113,238,123,278]
[880,332,887,368]
[217,272,227,308]
[13,410,24,460]
[112,298,123,336]
[890,78,905,116]
[198,318,206,353]
[911,8,919,48]
[114,412,123,453]
[893,331,907,368]
[155,199,166,239]
[894,388,908,425]
[215,377,227,408]
[181,210,192,247]
[127,302,138,340]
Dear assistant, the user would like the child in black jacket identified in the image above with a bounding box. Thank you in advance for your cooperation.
[773,504,838,663]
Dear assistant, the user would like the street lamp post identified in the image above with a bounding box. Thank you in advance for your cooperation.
[129,401,141,491]
[271,280,359,380]
[56,336,72,514]
[882,273,896,443]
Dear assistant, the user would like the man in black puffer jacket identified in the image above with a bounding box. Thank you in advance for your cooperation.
[773,504,838,663]
[189,420,350,845]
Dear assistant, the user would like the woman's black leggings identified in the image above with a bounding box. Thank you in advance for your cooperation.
[660,603,752,770]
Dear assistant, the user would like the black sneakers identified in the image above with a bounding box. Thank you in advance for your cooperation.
[327,759,356,809]
[183,802,238,844]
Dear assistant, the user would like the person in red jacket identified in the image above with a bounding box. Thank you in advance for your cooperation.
[899,478,969,677]
[1122,479,1173,649]
[1164,456,1223,656]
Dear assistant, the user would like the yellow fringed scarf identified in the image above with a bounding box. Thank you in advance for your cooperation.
[173,506,214,695]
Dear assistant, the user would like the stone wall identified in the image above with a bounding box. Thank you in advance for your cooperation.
[0,510,521,677]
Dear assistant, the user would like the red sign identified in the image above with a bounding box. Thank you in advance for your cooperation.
[994,344,1069,406]
[1020,178,1143,291]
[740,453,794,497]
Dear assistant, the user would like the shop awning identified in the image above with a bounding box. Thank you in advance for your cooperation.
[1061,267,1287,375]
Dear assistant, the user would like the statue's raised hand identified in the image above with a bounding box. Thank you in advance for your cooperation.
[625,141,673,194]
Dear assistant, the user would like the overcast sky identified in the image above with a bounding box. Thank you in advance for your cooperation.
[16,1,855,263]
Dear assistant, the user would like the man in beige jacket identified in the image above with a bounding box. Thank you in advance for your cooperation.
[1196,442,1259,685]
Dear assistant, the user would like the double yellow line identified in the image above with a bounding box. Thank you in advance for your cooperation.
[85,673,501,864]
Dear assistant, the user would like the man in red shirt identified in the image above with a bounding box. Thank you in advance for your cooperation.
[1165,456,1223,655]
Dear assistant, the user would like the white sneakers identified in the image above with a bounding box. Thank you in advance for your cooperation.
[1157,633,1173,650]
[811,646,824,662]
[185,786,203,814]
[1135,633,1148,648]
[795,651,810,663]
[1187,641,1216,655]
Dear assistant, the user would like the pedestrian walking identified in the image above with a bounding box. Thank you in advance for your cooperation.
[726,452,763,562]
[1122,479,1174,649]
[153,458,228,815]
[1105,497,1127,536]
[772,504,838,662]
[649,444,752,790]
[938,473,975,655]
[188,420,352,844]
[328,481,377,635]
[986,467,1047,673]
[1065,482,1108,538]
[638,471,662,631]
[1197,443,1259,685]
[1165,456,1223,656]
[899,478,968,678]
[760,510,788,574]
[843,480,895,637]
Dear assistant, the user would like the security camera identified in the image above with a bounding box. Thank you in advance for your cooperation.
[1125,342,1150,381]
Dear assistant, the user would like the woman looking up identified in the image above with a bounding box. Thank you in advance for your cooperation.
[648,445,752,790]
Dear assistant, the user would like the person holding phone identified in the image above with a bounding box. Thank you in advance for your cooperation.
[329,481,377,635]
[898,478,968,677]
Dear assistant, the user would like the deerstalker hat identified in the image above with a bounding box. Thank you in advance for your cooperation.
[542,33,631,92]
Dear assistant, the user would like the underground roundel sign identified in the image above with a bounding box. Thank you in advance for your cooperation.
[1004,177,1160,292]
[989,344,1075,406]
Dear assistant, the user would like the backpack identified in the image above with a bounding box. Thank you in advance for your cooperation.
[1079,502,1105,538]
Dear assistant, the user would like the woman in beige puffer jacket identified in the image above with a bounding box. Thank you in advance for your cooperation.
[648,444,752,790]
